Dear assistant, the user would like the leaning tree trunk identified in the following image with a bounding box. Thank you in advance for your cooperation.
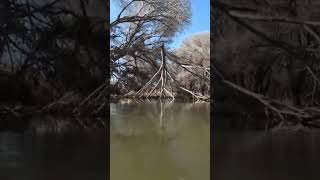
[134,44,175,100]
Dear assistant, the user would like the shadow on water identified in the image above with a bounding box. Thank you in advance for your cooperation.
[0,119,108,180]
[111,102,210,180]
[213,130,320,180]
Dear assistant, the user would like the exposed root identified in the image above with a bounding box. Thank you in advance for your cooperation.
[134,44,176,100]
[134,44,209,101]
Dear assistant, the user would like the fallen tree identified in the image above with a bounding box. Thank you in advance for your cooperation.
[129,44,209,101]
[217,77,320,130]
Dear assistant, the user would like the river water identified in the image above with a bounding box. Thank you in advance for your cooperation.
[111,103,210,180]
[2,103,319,180]
[213,130,320,180]
[0,129,108,179]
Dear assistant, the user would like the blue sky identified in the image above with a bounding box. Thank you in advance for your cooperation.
[110,0,210,48]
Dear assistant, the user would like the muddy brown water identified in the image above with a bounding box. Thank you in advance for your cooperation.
[213,130,320,180]
[2,102,319,180]
[111,103,210,180]
[0,129,107,180]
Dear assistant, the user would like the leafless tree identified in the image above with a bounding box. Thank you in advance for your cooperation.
[111,0,191,37]
[0,0,107,116]
[213,0,320,129]
[175,32,210,96]
[110,0,192,93]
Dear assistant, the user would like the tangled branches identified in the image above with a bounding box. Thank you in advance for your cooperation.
[132,44,209,101]
[213,0,320,129]
[134,44,176,99]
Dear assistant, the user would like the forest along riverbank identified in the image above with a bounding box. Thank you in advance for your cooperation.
[0,1,107,131]
[212,1,320,131]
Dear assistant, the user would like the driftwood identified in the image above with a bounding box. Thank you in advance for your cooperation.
[212,50,320,129]
[215,71,320,129]
[72,82,107,114]
[0,81,107,121]
[42,91,77,110]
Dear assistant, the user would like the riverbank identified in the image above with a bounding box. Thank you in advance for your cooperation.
[111,94,210,103]
[214,99,320,131]
[0,114,106,133]
[0,101,107,132]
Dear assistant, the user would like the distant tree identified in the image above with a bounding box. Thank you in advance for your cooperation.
[175,32,210,95]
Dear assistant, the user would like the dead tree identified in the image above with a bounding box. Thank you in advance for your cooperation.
[134,44,209,101]
[134,44,175,100]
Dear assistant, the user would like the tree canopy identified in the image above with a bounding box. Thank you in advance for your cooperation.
[110,0,210,100]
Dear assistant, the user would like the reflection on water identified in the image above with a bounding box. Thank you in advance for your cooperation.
[0,129,107,180]
[111,103,210,180]
[213,131,320,180]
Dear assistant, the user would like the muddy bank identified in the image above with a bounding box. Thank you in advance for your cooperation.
[0,113,107,133]
[0,102,107,132]
[111,94,210,104]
